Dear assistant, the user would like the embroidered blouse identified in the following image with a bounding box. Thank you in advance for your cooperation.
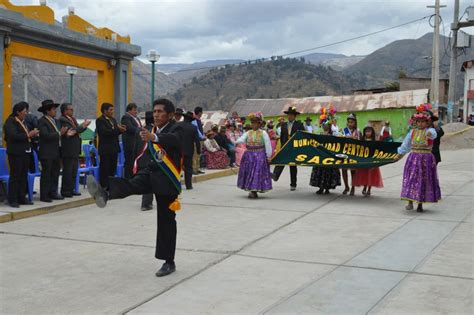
[236,129,272,158]
[397,127,437,155]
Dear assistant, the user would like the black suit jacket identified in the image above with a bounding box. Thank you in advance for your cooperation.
[59,116,87,158]
[121,113,142,153]
[141,121,183,196]
[177,121,201,157]
[432,127,444,163]
[3,116,31,156]
[280,120,305,145]
[96,115,122,155]
[38,116,60,160]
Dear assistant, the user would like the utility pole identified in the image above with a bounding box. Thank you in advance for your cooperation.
[428,0,446,114]
[447,0,459,123]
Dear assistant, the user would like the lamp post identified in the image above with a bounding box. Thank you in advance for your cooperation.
[66,66,78,103]
[146,49,160,107]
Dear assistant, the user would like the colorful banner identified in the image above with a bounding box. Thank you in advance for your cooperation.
[270,131,402,168]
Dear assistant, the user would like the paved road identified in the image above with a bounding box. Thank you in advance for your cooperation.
[1,149,472,314]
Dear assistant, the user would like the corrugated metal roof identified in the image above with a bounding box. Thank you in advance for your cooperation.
[231,89,428,117]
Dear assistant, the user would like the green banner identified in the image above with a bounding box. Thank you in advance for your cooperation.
[270,131,402,169]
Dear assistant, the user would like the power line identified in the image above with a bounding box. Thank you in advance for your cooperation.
[173,15,432,73]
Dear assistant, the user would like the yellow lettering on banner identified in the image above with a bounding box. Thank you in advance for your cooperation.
[373,149,379,158]
[293,140,299,148]
[364,147,369,158]
[296,154,307,162]
[342,143,348,154]
[349,159,357,164]
[308,156,320,164]
[323,158,334,165]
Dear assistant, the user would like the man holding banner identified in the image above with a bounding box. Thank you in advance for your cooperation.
[87,99,183,278]
[272,106,305,191]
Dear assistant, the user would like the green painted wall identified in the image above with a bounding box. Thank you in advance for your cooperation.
[267,108,415,141]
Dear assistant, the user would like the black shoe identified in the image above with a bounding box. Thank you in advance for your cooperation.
[19,200,34,205]
[271,173,278,181]
[87,175,108,208]
[155,263,176,277]
[141,205,153,211]
[9,202,19,208]
[62,193,73,198]
[50,194,64,200]
[290,186,296,191]
[316,188,324,195]
[40,197,52,203]
[186,186,193,190]
[72,192,82,196]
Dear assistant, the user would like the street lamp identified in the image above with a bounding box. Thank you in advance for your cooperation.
[66,66,78,103]
[146,49,160,107]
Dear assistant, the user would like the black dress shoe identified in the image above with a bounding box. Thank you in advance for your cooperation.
[72,192,82,196]
[141,205,153,211]
[62,193,73,198]
[19,200,34,205]
[50,195,64,200]
[87,175,108,208]
[9,202,19,208]
[155,263,176,277]
[40,198,52,203]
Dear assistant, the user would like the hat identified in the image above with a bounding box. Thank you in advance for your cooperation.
[413,103,433,121]
[183,111,194,119]
[248,112,264,122]
[284,106,300,115]
[38,99,59,113]
[305,117,312,122]
[347,113,357,121]
[175,108,184,115]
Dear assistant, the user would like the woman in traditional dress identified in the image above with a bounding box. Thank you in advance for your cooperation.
[397,103,441,212]
[341,113,362,196]
[236,112,273,199]
[309,108,341,194]
[203,131,229,169]
[352,126,384,197]
[266,119,278,156]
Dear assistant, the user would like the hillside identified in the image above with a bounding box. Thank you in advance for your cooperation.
[167,57,361,111]
[11,58,180,119]
[347,33,474,94]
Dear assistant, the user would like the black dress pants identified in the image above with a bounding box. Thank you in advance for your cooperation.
[40,158,60,199]
[273,165,298,187]
[61,157,78,195]
[123,150,134,179]
[109,172,177,261]
[183,154,193,189]
[99,154,118,189]
[7,154,29,204]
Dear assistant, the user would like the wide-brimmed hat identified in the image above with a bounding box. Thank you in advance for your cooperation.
[38,99,59,113]
[175,108,184,115]
[305,117,312,122]
[284,106,300,115]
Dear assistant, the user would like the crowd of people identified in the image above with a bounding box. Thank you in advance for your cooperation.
[2,97,445,277]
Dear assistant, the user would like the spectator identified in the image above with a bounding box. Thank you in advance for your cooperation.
[192,106,205,174]
[213,125,236,167]
[121,103,142,179]
[203,131,229,169]
[226,123,245,166]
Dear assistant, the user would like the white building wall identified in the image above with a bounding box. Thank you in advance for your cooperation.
[463,67,474,123]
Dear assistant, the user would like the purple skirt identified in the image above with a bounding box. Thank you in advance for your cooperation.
[237,146,272,192]
[401,152,441,203]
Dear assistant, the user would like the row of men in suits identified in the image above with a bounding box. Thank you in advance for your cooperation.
[3,100,91,207]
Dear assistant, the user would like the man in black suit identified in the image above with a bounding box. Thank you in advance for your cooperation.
[121,103,142,179]
[272,106,305,191]
[38,100,67,202]
[96,103,126,189]
[178,111,201,189]
[3,102,39,207]
[59,103,91,197]
[87,98,183,277]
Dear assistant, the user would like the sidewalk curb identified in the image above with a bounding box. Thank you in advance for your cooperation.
[0,168,238,224]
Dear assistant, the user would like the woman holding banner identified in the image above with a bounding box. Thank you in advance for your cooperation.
[397,103,441,212]
[309,107,341,194]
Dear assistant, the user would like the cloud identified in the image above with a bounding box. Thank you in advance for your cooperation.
[11,0,473,63]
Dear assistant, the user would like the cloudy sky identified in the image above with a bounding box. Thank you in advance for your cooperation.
[14,0,474,64]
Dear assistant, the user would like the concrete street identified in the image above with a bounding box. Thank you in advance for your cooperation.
[0,149,472,315]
